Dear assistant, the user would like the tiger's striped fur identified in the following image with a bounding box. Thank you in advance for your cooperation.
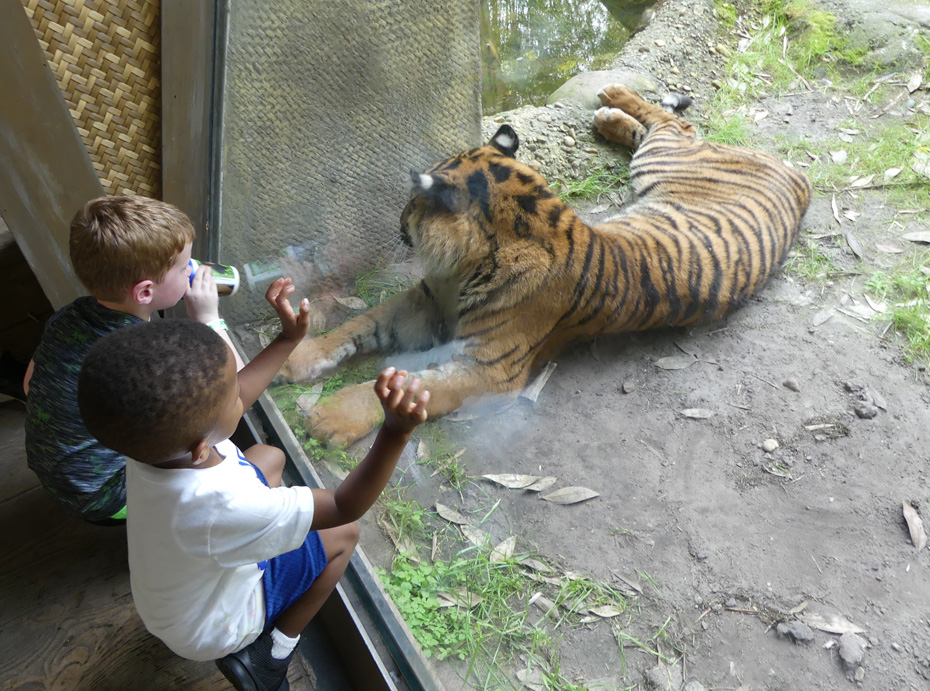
[283,85,811,446]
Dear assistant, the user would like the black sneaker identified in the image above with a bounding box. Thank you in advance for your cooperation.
[215,630,293,691]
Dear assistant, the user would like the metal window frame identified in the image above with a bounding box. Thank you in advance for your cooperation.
[162,3,443,688]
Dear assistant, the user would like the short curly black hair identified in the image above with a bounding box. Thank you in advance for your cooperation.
[78,319,231,463]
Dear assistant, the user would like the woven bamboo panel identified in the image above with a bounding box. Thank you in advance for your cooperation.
[22,0,161,198]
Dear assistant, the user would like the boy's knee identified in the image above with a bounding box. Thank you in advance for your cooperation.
[266,445,286,472]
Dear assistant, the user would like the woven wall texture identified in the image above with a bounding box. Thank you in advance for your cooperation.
[217,0,482,323]
[22,0,161,198]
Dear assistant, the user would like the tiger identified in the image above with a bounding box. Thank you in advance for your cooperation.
[281,84,812,446]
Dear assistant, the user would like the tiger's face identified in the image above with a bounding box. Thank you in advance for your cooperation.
[401,125,559,277]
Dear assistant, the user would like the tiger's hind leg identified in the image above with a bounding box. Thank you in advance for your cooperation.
[596,84,696,142]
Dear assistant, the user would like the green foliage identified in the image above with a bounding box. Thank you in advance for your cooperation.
[377,510,630,688]
[866,250,930,363]
[355,268,416,308]
[784,237,838,283]
[703,108,752,146]
[715,1,738,29]
[553,165,630,201]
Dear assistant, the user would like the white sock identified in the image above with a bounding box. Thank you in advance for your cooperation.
[270,627,300,660]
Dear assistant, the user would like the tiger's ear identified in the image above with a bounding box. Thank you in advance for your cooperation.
[489,125,519,157]
[409,169,462,213]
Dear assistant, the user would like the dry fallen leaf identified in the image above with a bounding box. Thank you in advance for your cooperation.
[541,486,600,505]
[845,231,864,259]
[902,232,930,245]
[831,195,841,224]
[333,296,368,310]
[520,557,553,573]
[524,476,558,493]
[849,174,875,189]
[830,150,847,164]
[875,243,904,254]
[883,167,902,181]
[490,536,516,563]
[416,439,429,461]
[460,525,489,546]
[435,503,471,525]
[517,668,545,691]
[902,502,927,551]
[520,361,557,403]
[436,588,484,608]
[588,605,623,619]
[654,355,697,370]
[483,473,541,489]
[864,295,887,313]
[799,611,865,635]
[906,73,923,93]
[680,408,714,419]
[812,309,833,327]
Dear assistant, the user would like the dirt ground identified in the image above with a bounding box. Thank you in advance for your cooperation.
[247,0,930,688]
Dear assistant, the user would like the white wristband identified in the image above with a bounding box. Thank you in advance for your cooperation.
[205,318,228,332]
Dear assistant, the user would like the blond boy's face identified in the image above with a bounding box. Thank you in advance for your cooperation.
[150,241,193,311]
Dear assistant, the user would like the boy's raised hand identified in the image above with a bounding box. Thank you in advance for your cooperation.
[185,265,221,323]
[376,368,430,435]
[265,278,311,343]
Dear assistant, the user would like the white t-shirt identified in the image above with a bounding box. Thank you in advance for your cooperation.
[126,439,316,661]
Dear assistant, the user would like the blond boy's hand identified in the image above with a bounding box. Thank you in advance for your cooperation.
[185,266,221,323]
[376,368,430,436]
[266,278,311,343]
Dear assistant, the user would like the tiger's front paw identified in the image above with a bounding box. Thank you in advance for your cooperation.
[280,338,344,383]
[304,383,384,447]
[596,83,639,110]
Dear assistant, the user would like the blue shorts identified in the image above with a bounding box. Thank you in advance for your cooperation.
[239,454,329,628]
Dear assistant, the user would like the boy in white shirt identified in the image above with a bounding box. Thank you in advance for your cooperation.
[77,279,429,691]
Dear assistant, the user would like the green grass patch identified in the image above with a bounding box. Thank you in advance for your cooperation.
[377,511,631,689]
[553,165,630,201]
[784,237,839,282]
[355,267,417,307]
[706,0,871,124]
[414,422,473,490]
[866,249,930,363]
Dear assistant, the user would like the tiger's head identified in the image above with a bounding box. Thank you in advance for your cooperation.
[401,125,568,287]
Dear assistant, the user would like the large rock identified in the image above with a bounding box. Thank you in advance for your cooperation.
[547,69,657,110]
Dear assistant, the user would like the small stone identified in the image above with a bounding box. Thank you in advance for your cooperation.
[891,642,903,652]
[783,378,801,392]
[563,136,575,147]
[537,114,552,123]
[776,621,815,644]
[762,439,779,453]
[683,682,708,691]
[622,380,635,394]
[854,403,879,419]
[655,39,666,47]
[844,380,865,393]
[715,43,732,58]
[854,666,865,681]
[838,633,867,668]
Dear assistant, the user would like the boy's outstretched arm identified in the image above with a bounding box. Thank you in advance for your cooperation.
[311,369,429,529]
[238,278,311,409]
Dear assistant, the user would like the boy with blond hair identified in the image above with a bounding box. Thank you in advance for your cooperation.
[25,195,240,524]
[77,289,429,691]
